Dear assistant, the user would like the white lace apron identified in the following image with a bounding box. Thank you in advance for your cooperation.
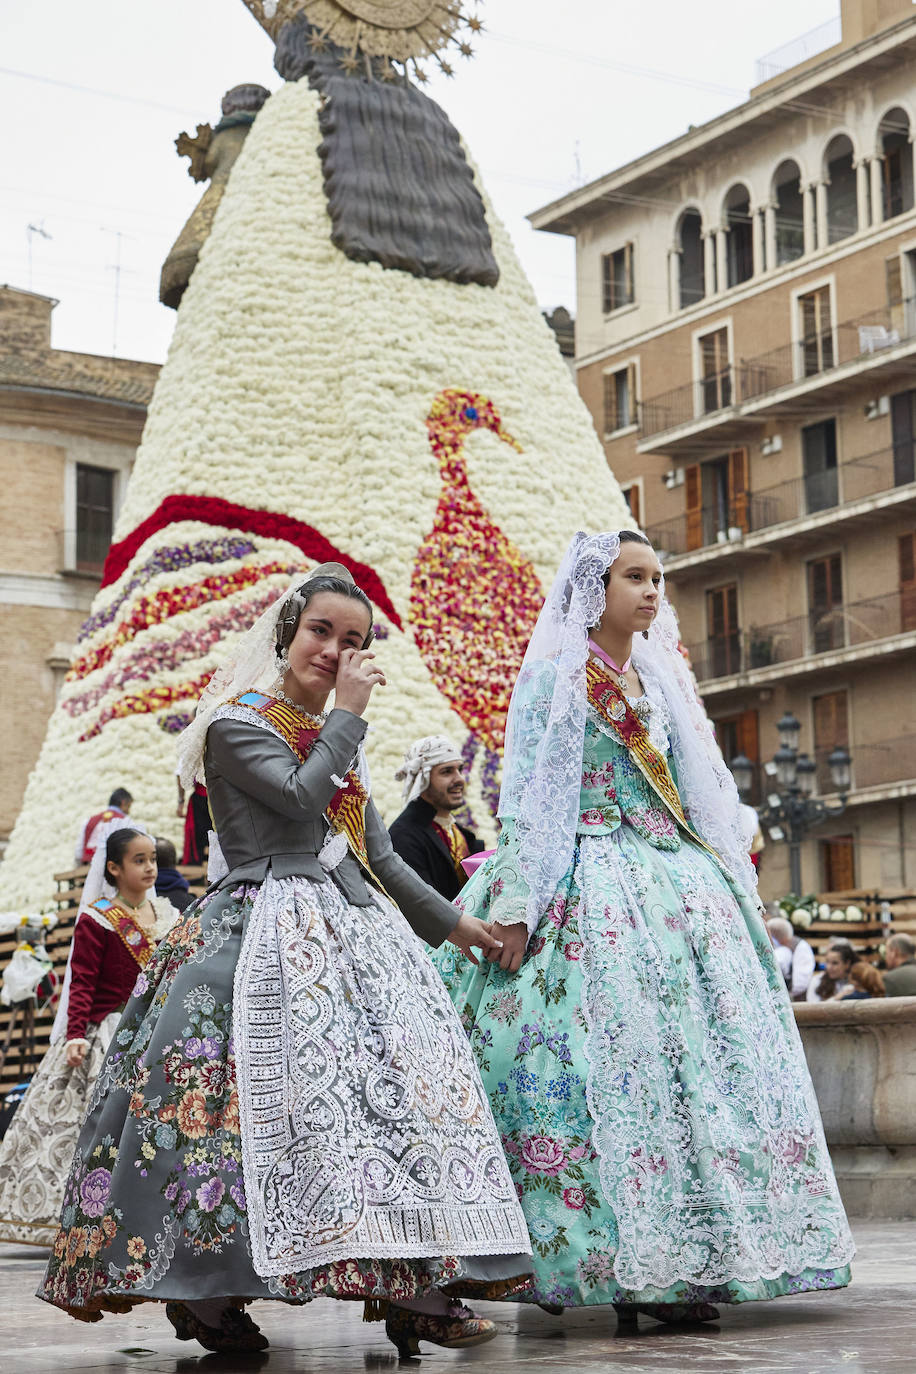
[227,713,531,1278]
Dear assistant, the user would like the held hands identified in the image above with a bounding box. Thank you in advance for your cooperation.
[489,921,528,973]
[65,1039,89,1067]
[448,912,504,967]
[334,648,387,717]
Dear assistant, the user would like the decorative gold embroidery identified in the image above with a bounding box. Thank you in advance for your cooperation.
[585,658,726,870]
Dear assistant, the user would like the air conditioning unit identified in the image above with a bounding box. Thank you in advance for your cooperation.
[663,468,686,490]
[761,434,783,456]
[864,396,890,420]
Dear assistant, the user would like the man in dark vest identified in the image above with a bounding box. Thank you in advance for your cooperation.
[389,736,484,902]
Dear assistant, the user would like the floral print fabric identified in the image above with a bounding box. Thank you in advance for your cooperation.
[0,1014,119,1247]
[39,882,522,1320]
[435,712,854,1308]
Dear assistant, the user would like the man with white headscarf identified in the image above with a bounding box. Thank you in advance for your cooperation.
[390,736,484,900]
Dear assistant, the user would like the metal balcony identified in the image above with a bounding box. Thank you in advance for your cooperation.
[687,588,916,689]
[638,296,916,455]
[646,443,916,567]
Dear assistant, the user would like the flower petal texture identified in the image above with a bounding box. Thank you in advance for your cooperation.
[0,78,629,906]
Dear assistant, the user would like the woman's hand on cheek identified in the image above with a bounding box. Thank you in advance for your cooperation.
[334,648,387,717]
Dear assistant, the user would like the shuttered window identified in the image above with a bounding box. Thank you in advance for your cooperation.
[603,363,637,433]
[622,482,641,526]
[699,328,731,413]
[891,388,916,486]
[807,553,844,653]
[821,835,855,891]
[799,286,834,376]
[813,689,849,792]
[728,448,749,533]
[685,447,749,551]
[601,244,635,313]
[706,583,740,677]
[715,708,760,801]
[685,464,703,551]
[900,531,916,631]
[886,253,904,306]
[75,464,115,574]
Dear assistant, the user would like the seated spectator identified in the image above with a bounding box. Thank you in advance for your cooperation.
[806,941,856,1002]
[153,837,194,912]
[766,917,815,1000]
[75,788,133,865]
[836,962,885,1000]
[882,933,916,997]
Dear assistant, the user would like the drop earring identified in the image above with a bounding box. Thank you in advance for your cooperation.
[642,629,650,640]
[273,648,291,691]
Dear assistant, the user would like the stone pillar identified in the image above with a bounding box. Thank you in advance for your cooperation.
[855,158,869,233]
[871,154,885,225]
[765,202,778,271]
[716,226,728,291]
[803,184,816,255]
[703,231,716,296]
[668,247,680,313]
[751,206,764,276]
[816,180,829,250]
[795,997,916,1218]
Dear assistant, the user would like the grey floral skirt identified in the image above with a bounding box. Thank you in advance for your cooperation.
[38,879,530,1321]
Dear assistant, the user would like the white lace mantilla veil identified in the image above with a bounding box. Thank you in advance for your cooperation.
[498,531,758,929]
[50,815,152,1044]
[176,563,359,792]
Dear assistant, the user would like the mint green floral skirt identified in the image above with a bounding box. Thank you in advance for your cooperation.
[435,823,854,1308]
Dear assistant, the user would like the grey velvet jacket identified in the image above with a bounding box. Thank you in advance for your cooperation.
[204,707,460,948]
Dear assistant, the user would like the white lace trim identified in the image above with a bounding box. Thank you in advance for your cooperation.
[233,873,531,1278]
[576,831,855,1289]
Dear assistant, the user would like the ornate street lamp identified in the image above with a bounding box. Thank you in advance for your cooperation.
[776,711,801,751]
[729,753,754,800]
[729,721,852,894]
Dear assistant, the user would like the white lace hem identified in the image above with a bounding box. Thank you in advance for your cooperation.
[233,873,531,1278]
[576,830,855,1290]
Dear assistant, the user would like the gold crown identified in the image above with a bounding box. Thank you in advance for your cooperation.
[241,0,482,73]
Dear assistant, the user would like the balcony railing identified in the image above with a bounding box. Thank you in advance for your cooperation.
[640,295,916,442]
[646,443,916,557]
[814,734,916,794]
[687,588,914,683]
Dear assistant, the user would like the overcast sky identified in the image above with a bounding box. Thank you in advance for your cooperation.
[1,0,840,363]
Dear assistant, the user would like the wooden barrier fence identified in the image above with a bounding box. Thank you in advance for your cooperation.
[1,877,914,1090]
[0,865,207,1092]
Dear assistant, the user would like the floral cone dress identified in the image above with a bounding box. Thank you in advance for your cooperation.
[434,679,854,1310]
[39,877,528,1319]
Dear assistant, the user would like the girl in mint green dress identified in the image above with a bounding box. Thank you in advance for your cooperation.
[434,530,853,1325]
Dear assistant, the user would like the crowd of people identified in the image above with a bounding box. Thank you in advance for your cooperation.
[765,918,916,1002]
[7,530,910,1357]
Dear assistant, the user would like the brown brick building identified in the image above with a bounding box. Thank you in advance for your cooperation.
[531,0,916,900]
[0,287,158,850]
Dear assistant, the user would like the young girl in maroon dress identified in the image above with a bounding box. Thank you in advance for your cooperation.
[0,827,178,1246]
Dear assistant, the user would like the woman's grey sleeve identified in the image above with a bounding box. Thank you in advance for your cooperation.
[365,802,460,947]
[206,710,368,822]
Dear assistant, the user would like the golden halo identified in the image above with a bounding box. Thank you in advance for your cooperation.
[242,0,476,64]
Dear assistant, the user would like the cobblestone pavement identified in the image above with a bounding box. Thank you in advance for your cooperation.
[2,1221,912,1373]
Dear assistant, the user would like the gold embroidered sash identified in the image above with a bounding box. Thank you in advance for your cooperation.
[228,692,380,885]
[434,820,470,878]
[585,657,726,869]
[88,898,156,969]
